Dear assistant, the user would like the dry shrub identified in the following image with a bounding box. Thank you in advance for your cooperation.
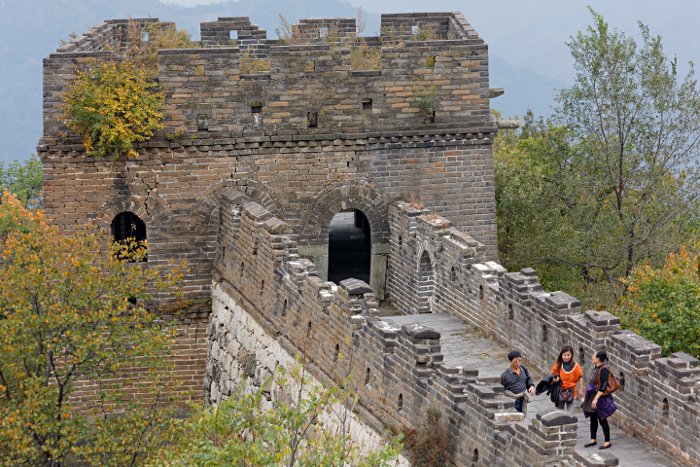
[403,407,453,466]
[408,193,425,209]
[125,17,199,76]
[351,42,381,70]
[410,25,437,41]
[379,26,406,47]
[239,48,271,74]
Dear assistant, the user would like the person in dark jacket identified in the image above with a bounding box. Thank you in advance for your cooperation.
[582,349,617,450]
[535,374,561,404]
[500,350,535,414]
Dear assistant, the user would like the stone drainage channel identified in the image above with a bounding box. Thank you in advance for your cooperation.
[381,313,678,467]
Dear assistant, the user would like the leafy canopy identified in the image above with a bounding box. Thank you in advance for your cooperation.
[0,155,43,209]
[495,9,700,309]
[0,190,187,467]
[61,60,165,160]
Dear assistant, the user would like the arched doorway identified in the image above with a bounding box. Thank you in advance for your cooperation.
[111,211,147,262]
[328,210,371,284]
[416,250,434,313]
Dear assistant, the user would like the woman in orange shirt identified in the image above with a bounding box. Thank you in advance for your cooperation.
[551,345,584,413]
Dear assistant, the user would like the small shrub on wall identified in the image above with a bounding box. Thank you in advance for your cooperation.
[61,60,165,160]
[403,407,453,467]
[155,365,402,466]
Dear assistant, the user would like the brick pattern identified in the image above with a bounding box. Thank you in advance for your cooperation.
[69,311,209,412]
[39,12,499,299]
[388,202,700,467]
[200,17,270,57]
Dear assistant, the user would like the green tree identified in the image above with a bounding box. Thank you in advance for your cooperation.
[0,190,187,467]
[495,10,700,308]
[0,155,43,209]
[155,364,402,467]
[618,246,700,359]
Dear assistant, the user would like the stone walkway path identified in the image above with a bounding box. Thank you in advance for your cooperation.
[381,313,678,467]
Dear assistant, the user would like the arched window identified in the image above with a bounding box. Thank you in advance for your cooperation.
[111,212,147,262]
[508,303,514,320]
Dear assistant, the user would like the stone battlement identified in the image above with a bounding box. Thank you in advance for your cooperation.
[41,12,492,140]
[388,201,700,466]
[205,193,698,465]
[208,192,585,466]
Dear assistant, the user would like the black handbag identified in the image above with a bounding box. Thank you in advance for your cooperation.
[557,365,575,403]
[558,387,575,403]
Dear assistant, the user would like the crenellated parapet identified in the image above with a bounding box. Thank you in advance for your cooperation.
[207,194,584,466]
[39,11,494,142]
[389,201,700,466]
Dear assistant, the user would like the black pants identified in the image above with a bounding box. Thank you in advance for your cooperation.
[589,412,610,442]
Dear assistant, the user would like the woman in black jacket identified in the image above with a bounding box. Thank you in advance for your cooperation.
[582,350,617,449]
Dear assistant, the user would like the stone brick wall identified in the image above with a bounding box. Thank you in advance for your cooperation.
[39,11,499,304]
[200,17,270,56]
[207,285,411,465]
[69,309,209,412]
[388,202,700,467]
[207,192,582,467]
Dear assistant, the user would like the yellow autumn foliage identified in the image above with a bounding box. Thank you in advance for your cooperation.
[61,60,165,160]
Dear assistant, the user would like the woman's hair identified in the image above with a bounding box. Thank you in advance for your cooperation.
[595,349,608,362]
[555,345,575,370]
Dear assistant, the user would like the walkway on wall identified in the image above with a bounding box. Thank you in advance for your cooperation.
[381,313,678,467]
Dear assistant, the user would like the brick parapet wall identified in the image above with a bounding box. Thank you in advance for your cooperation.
[388,202,700,466]
[40,12,499,265]
[41,12,493,138]
[208,193,581,466]
[38,127,498,300]
[200,17,269,57]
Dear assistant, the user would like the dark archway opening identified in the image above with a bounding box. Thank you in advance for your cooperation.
[417,250,434,313]
[328,210,371,284]
[111,211,147,262]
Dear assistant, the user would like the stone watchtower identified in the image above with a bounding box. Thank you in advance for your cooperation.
[38,13,700,467]
[38,12,500,302]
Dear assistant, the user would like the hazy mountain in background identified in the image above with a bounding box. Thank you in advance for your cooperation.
[2,0,698,162]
